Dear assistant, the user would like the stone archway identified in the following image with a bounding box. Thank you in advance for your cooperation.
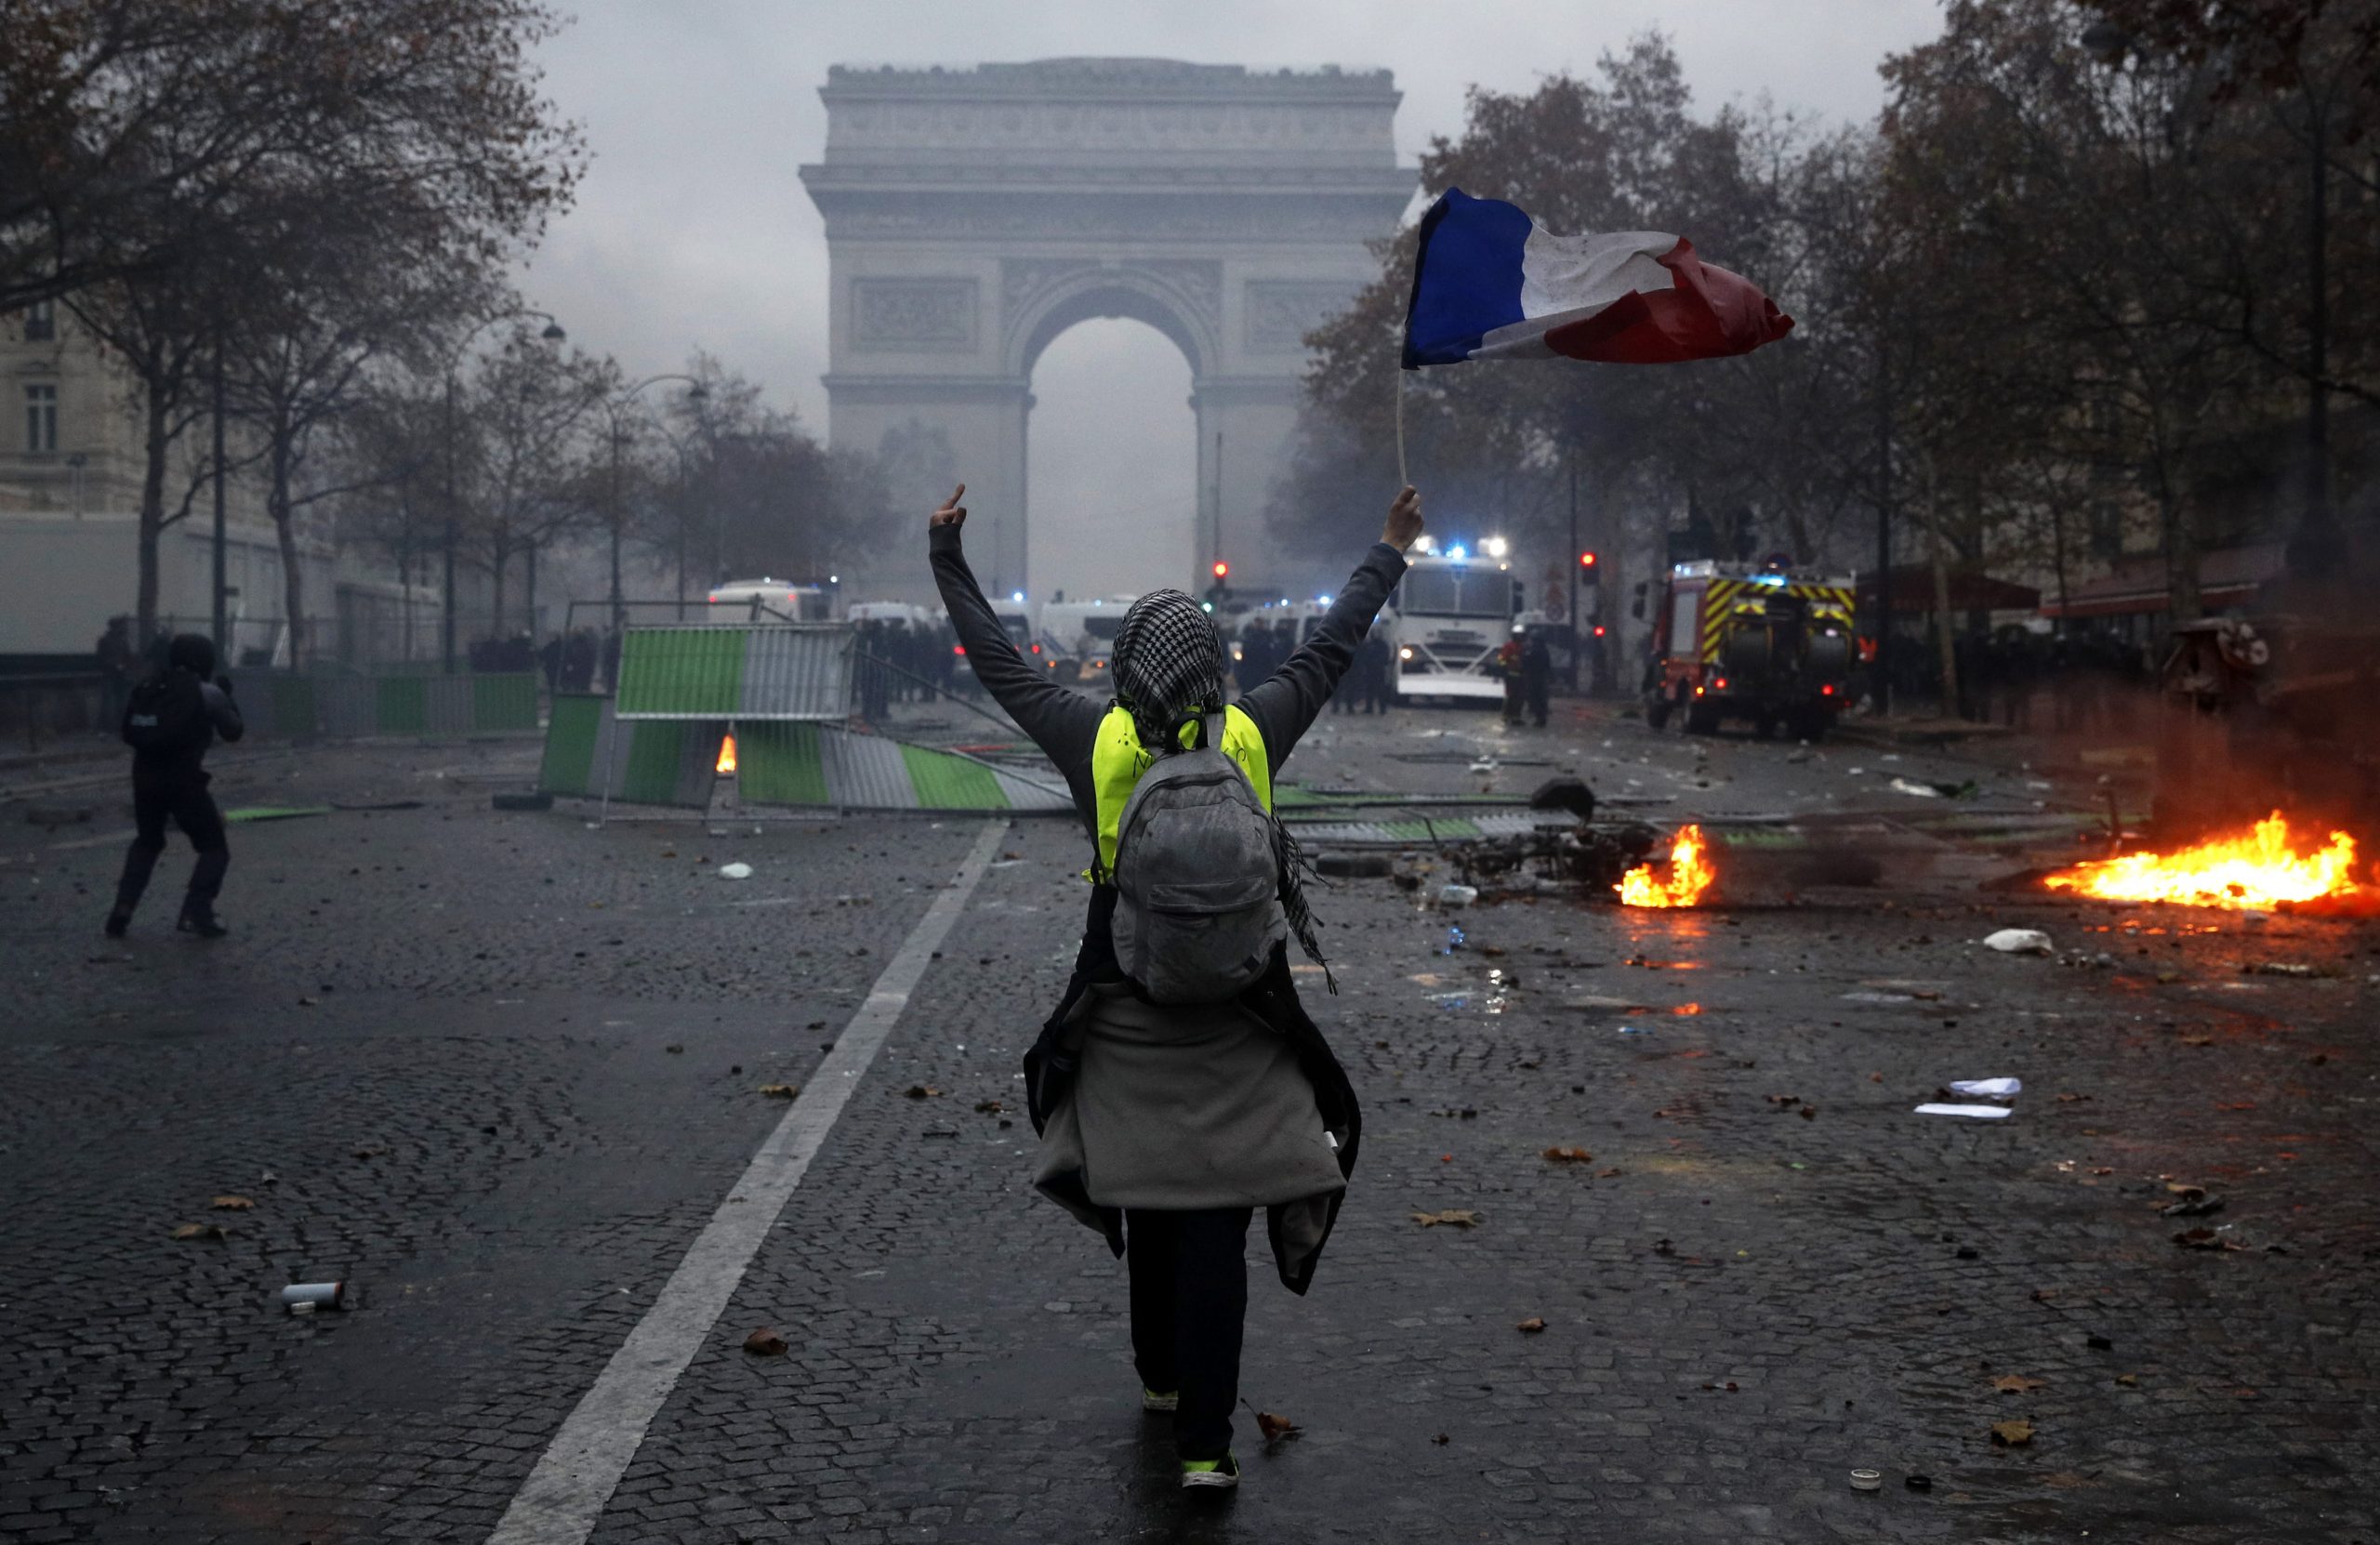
[800,59,1411,598]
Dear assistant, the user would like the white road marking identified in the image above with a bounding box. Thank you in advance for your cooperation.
[485,817,1010,1545]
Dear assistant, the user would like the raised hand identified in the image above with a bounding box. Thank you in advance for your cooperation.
[1382,484,1423,551]
[930,483,967,530]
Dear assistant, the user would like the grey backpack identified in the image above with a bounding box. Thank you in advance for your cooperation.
[1109,719,1288,1005]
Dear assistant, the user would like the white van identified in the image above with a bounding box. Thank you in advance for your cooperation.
[1039,595,1139,683]
[707,578,834,623]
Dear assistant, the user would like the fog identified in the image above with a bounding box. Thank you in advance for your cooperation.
[521,0,1943,600]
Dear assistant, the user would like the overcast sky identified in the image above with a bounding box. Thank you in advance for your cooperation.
[520,1,1947,600]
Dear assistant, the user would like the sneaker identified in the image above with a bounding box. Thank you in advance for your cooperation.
[1180,1455,1239,1491]
[1141,1389,1178,1414]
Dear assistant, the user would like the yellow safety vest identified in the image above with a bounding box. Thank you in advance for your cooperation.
[1089,704,1272,879]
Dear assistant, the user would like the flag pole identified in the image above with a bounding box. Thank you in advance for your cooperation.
[1395,365,1408,488]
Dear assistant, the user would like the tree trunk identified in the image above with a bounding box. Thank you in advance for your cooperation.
[136,383,170,649]
[490,538,508,641]
[524,542,538,641]
[2163,492,2203,623]
[398,486,415,661]
[270,422,307,669]
[1924,462,1958,717]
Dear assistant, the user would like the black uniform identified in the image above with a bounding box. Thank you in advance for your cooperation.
[1521,632,1553,727]
[1358,630,1395,713]
[107,634,245,938]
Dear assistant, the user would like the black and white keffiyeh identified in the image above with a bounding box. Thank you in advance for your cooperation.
[1110,589,1225,755]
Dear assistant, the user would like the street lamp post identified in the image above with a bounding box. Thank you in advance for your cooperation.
[599,375,706,681]
[442,310,565,674]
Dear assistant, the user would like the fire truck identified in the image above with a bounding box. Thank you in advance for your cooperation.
[1641,560,1858,739]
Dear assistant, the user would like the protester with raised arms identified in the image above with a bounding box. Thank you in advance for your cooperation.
[930,480,1424,1491]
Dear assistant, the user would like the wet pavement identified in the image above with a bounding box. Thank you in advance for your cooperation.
[1,706,2373,1543]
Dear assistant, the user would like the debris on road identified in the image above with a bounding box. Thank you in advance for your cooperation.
[1255,1408,1301,1444]
[1948,1077,2022,1097]
[758,1083,800,1099]
[280,1281,347,1312]
[210,1195,254,1210]
[2160,1183,2224,1217]
[1982,928,2054,955]
[1437,883,1479,908]
[1541,1146,1593,1163]
[1914,1103,2014,1119]
[2174,1226,2245,1251]
[1411,1209,1480,1228]
[743,1327,788,1356]
[718,862,754,879]
[1990,1418,2035,1446]
[1849,1467,1882,1491]
[1991,1375,2046,1393]
[169,1223,227,1242]
[1516,1316,1547,1333]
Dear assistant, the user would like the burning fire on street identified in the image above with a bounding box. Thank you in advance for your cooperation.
[1618,824,1715,909]
[716,733,737,775]
[2043,812,2375,913]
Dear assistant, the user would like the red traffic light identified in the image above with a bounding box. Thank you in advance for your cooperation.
[1592,624,1606,637]
[1579,550,1598,568]
[1211,560,1230,579]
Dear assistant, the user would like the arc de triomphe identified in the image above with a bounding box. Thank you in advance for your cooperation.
[800,59,1412,598]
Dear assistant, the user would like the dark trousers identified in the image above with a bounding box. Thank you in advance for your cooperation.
[1125,1206,1251,1461]
[112,770,229,917]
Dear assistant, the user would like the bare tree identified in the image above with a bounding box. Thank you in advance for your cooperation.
[17,0,583,642]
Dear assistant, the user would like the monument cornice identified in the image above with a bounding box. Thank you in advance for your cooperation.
[805,187,1410,244]
[822,58,1400,103]
[800,164,1414,191]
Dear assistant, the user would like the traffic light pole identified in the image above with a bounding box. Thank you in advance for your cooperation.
[1567,459,1580,691]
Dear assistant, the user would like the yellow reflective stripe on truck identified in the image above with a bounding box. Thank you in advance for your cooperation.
[1698,579,1744,663]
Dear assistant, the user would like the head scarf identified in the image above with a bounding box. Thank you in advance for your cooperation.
[1110,589,1224,754]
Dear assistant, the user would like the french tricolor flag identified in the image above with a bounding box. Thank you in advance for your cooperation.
[1402,188,1793,368]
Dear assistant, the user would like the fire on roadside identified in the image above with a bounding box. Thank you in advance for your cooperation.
[1618,824,1715,908]
[716,733,737,775]
[2043,812,2373,912]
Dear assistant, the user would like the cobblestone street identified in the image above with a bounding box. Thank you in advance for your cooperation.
[3,708,2374,1543]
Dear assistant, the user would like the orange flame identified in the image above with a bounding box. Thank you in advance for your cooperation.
[2043,812,2368,911]
[716,733,737,774]
[1619,824,1715,908]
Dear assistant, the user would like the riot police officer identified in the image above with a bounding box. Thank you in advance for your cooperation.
[105,633,245,939]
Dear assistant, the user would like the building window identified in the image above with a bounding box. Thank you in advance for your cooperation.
[25,383,58,452]
[22,300,55,341]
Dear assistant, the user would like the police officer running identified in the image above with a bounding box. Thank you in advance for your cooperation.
[105,633,245,939]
